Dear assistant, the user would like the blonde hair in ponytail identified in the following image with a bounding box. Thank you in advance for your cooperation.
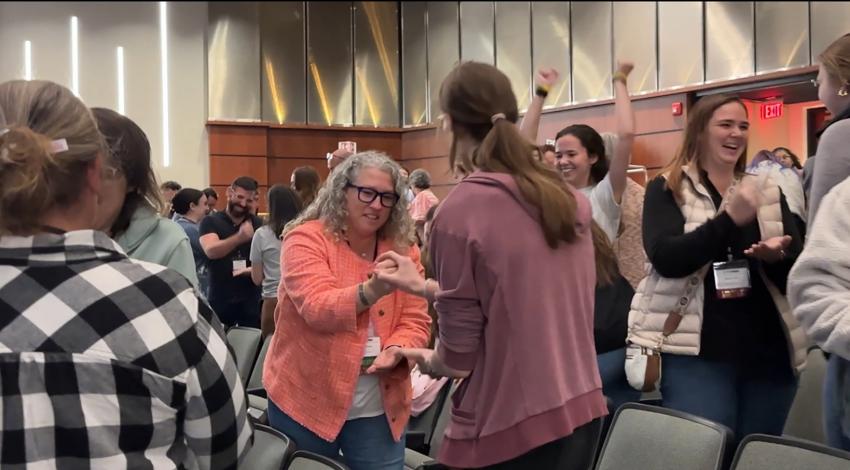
[439,61,578,247]
[0,80,103,235]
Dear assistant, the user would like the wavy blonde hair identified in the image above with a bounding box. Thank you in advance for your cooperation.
[284,151,416,249]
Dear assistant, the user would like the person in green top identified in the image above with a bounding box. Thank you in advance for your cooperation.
[91,108,198,288]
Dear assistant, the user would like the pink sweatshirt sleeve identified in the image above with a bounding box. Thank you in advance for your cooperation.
[431,227,484,372]
[280,227,358,334]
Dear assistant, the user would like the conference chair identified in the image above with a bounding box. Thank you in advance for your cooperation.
[246,333,272,422]
[595,403,733,470]
[286,450,350,470]
[225,326,262,387]
[241,424,295,470]
[730,433,850,470]
[406,380,453,454]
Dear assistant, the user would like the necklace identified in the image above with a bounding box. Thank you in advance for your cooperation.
[346,237,378,260]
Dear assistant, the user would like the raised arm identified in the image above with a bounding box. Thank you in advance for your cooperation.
[519,68,560,142]
[609,60,636,203]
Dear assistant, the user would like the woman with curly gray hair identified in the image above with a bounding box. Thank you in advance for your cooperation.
[264,151,432,470]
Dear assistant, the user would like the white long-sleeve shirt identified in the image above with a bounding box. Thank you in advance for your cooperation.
[789,175,850,360]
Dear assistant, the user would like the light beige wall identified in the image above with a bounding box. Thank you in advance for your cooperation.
[0,1,209,189]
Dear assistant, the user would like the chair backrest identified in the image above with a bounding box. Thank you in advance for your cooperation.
[247,333,272,391]
[783,348,827,443]
[226,326,262,387]
[407,380,452,448]
[595,403,732,470]
[241,424,295,470]
[427,380,461,458]
[286,450,349,470]
[731,434,850,470]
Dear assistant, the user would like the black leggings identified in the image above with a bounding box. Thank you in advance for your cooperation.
[479,418,602,470]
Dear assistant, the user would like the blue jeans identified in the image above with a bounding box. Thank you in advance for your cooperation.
[597,348,641,413]
[823,354,850,451]
[660,354,798,442]
[267,400,405,470]
[209,295,260,328]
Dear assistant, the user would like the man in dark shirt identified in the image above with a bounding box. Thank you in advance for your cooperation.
[199,176,263,327]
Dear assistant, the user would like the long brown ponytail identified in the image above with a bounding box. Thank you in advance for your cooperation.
[439,62,578,247]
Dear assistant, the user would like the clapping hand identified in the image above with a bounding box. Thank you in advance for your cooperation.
[744,235,792,263]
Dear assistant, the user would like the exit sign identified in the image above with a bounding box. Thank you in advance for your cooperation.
[761,101,784,120]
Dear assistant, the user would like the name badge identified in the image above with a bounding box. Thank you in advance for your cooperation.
[361,336,381,369]
[232,259,247,271]
[713,259,751,299]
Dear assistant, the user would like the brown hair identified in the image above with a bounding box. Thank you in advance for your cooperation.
[0,80,104,235]
[439,61,578,247]
[819,33,850,87]
[292,166,320,208]
[591,221,619,287]
[91,108,163,237]
[663,95,748,198]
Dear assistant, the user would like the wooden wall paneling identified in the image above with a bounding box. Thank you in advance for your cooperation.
[631,131,683,170]
[210,155,269,186]
[401,127,451,160]
[208,125,268,156]
[336,131,402,158]
[268,128,341,158]
[403,156,457,186]
[267,157,329,186]
[268,128,403,160]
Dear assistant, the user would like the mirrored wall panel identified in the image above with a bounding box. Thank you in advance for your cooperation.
[402,2,428,126]
[531,1,571,106]
[756,2,809,73]
[811,2,850,63]
[614,1,657,94]
[307,2,352,125]
[427,1,459,121]
[260,2,305,124]
[706,1,754,82]
[572,1,612,102]
[355,2,399,127]
[209,2,260,120]
[496,2,532,110]
[460,2,494,65]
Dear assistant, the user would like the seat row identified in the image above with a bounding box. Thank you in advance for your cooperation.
[225,327,850,470]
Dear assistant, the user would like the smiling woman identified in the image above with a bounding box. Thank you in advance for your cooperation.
[263,151,430,470]
[628,94,807,444]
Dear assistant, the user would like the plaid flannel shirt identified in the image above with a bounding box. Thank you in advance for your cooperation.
[0,230,252,469]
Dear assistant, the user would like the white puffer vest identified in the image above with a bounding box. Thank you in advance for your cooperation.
[626,166,809,373]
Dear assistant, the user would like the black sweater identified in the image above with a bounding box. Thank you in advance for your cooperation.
[642,174,803,372]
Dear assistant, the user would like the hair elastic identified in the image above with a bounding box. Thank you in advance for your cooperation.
[50,138,69,154]
[490,113,506,124]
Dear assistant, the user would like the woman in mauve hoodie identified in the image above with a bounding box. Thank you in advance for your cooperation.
[373,62,607,469]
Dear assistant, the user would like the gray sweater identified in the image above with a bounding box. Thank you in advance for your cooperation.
[789,175,850,359]
[808,119,850,224]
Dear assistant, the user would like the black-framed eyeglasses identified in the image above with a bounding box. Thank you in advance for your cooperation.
[345,183,399,208]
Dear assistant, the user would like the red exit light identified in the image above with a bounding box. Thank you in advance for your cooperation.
[761,101,783,120]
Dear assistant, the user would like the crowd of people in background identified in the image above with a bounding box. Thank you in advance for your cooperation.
[1,28,849,470]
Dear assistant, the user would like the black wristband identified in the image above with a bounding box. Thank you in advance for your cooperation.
[535,85,549,98]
